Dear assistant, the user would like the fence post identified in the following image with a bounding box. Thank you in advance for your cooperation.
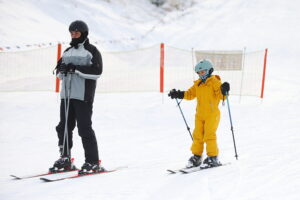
[160,43,164,93]
[260,48,268,98]
[55,43,62,93]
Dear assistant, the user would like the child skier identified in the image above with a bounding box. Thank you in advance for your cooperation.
[168,59,230,168]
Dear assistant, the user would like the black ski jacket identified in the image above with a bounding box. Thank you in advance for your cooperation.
[56,39,102,103]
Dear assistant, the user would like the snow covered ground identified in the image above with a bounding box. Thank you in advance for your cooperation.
[0,64,300,200]
[1,0,300,199]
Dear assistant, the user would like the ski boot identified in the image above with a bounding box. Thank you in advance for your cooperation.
[186,155,202,168]
[78,161,105,175]
[49,157,77,173]
[201,156,221,168]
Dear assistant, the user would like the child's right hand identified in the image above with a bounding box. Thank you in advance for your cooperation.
[168,89,184,99]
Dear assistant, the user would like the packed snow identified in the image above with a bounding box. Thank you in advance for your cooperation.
[0,0,300,200]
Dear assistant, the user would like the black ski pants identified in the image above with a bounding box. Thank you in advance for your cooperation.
[56,99,99,164]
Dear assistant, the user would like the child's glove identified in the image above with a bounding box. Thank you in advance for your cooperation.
[221,82,230,95]
[168,89,184,99]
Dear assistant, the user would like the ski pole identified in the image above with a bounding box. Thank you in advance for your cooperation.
[225,93,238,160]
[175,98,193,141]
[62,74,72,157]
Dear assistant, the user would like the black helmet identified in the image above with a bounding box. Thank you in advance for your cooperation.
[69,20,89,34]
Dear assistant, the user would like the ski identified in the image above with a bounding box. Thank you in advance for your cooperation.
[167,168,189,174]
[167,169,177,174]
[167,162,230,174]
[10,169,78,180]
[40,166,127,182]
[40,169,116,182]
[179,162,230,174]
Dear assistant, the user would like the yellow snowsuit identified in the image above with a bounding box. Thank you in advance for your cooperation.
[184,75,224,157]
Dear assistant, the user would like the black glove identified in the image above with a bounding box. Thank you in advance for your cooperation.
[66,63,76,73]
[168,89,184,99]
[221,82,230,95]
[57,63,67,74]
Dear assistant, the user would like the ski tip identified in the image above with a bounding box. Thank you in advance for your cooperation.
[179,170,189,174]
[10,175,21,180]
[40,177,54,182]
[167,169,176,174]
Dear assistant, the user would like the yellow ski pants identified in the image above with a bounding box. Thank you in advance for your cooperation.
[191,111,220,157]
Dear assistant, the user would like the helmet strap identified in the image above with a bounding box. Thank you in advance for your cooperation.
[199,73,211,83]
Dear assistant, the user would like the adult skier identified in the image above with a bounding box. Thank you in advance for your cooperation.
[168,59,230,168]
[49,20,104,175]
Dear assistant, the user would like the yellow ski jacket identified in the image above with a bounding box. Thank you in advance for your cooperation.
[184,75,224,116]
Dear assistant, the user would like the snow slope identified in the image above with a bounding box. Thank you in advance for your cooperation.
[1,0,300,63]
[1,0,300,199]
[0,67,300,200]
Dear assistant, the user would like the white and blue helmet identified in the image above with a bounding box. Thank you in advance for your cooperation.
[195,59,214,81]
